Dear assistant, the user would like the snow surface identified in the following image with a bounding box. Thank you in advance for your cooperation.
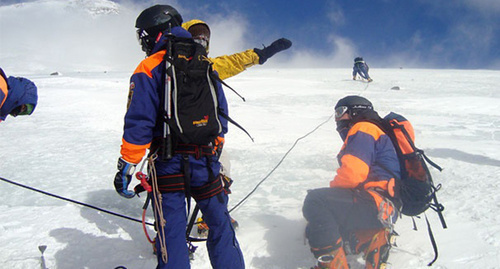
[1,68,500,269]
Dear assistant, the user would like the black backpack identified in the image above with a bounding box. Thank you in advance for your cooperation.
[371,112,447,265]
[158,35,252,159]
[163,37,222,145]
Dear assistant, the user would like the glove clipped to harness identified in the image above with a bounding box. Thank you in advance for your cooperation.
[114,157,136,198]
[254,38,292,64]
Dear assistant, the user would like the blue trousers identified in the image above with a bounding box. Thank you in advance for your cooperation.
[153,155,244,269]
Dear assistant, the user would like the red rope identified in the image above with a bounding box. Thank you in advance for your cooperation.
[142,208,154,244]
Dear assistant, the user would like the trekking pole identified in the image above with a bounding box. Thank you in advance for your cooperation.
[162,24,174,160]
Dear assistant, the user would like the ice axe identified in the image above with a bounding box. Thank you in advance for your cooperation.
[38,245,47,269]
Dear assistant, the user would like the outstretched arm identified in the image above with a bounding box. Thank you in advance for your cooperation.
[211,38,292,80]
[211,49,260,80]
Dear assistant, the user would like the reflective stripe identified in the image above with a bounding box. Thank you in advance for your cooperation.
[207,67,222,134]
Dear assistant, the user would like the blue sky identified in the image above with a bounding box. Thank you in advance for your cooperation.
[132,0,500,69]
[1,0,499,70]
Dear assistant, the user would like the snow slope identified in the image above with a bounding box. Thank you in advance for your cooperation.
[1,68,500,269]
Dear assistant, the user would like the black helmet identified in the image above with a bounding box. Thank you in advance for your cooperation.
[135,5,183,55]
[354,57,363,62]
[334,95,376,140]
[334,95,373,119]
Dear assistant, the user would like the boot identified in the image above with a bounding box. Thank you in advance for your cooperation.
[313,247,349,269]
[197,217,210,237]
[197,216,239,237]
[364,228,392,269]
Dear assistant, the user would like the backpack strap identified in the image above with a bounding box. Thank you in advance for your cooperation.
[209,71,246,101]
[425,213,439,266]
[429,186,447,229]
[420,150,443,172]
[218,110,254,142]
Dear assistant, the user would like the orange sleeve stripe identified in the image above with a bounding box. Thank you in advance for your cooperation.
[120,138,151,164]
[331,154,369,188]
[346,122,385,142]
[0,76,7,108]
[133,51,165,78]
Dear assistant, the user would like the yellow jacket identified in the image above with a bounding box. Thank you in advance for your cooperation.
[182,20,260,80]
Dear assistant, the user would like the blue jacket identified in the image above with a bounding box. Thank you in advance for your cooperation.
[120,27,229,164]
[332,120,400,212]
[0,69,38,121]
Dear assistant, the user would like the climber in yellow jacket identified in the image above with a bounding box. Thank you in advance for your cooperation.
[182,19,292,80]
[182,19,292,236]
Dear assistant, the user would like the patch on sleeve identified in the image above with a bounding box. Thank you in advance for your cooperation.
[127,82,135,109]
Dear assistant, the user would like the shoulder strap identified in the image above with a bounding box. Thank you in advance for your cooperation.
[425,213,440,266]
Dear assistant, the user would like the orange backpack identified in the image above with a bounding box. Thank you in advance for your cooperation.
[372,112,447,266]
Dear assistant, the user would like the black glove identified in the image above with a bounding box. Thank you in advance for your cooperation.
[254,38,292,64]
[114,158,136,198]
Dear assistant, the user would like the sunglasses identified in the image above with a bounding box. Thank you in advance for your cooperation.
[10,104,34,117]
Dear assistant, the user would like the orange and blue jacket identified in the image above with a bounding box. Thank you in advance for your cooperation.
[0,68,38,122]
[331,121,400,212]
[0,69,7,110]
[120,27,229,164]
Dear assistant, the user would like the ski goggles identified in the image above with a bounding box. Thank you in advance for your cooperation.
[136,29,162,43]
[317,254,335,267]
[10,103,34,117]
[335,106,349,119]
[136,29,148,42]
[335,104,372,119]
